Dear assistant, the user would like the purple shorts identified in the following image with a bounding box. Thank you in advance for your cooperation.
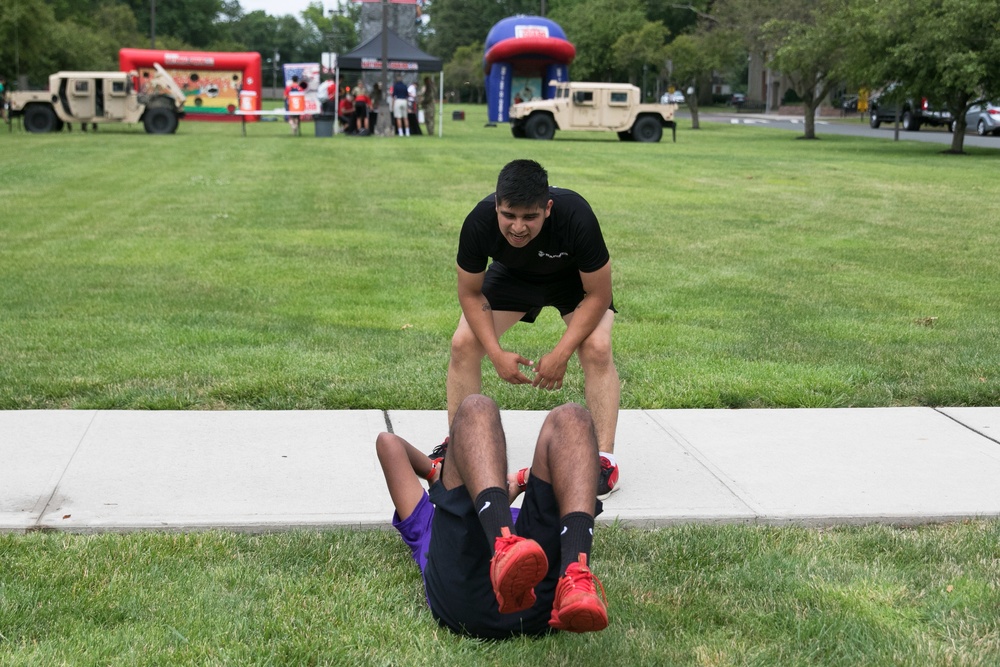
[392,490,521,576]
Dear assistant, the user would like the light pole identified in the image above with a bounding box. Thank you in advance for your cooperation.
[272,51,279,94]
[327,4,343,76]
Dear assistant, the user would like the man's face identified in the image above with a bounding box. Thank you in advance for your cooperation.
[496,198,553,248]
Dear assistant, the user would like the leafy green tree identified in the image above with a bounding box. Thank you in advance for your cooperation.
[443,42,485,103]
[713,0,850,140]
[644,1,702,37]
[666,28,742,129]
[612,20,669,97]
[845,0,1000,154]
[124,0,226,48]
[759,0,850,140]
[228,10,279,55]
[298,1,357,63]
[1,0,58,85]
[427,0,535,61]
[549,0,646,81]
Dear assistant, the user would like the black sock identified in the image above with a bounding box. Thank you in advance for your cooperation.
[559,512,595,574]
[474,487,513,552]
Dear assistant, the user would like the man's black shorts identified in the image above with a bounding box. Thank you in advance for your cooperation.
[423,475,602,639]
[482,262,616,324]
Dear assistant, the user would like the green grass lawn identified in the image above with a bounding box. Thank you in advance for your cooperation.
[2,105,998,410]
[3,106,1000,665]
[2,523,999,666]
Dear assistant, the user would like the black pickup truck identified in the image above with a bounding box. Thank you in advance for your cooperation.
[868,86,951,131]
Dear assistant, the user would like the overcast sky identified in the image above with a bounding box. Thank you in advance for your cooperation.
[238,0,337,18]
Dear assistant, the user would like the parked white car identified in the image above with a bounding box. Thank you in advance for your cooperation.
[660,90,685,105]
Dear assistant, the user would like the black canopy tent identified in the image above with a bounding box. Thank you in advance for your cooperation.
[334,29,444,136]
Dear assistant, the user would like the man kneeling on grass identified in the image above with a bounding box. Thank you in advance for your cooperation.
[375,394,608,638]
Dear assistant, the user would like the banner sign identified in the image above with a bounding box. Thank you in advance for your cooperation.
[360,58,419,71]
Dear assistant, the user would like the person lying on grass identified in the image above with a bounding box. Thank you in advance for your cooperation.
[375,394,609,639]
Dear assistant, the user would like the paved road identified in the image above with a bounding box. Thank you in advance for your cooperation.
[691,111,1000,150]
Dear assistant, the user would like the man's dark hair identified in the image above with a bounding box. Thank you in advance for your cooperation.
[496,159,549,209]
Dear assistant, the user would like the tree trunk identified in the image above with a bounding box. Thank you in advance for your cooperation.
[803,99,819,139]
[948,122,966,154]
[375,101,393,136]
[688,92,700,130]
[946,97,970,154]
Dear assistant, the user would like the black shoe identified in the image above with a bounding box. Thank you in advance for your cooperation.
[429,437,448,464]
[597,456,619,500]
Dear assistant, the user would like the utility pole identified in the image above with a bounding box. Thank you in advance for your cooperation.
[378,0,391,135]
[380,0,389,96]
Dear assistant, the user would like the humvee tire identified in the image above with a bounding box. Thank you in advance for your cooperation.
[144,106,178,134]
[631,116,662,143]
[525,113,556,140]
[24,105,58,133]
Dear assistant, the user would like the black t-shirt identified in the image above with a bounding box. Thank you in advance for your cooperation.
[456,187,610,282]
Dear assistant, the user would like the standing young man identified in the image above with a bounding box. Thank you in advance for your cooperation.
[446,159,621,498]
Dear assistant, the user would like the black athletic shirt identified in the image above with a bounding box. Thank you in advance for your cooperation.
[456,187,610,282]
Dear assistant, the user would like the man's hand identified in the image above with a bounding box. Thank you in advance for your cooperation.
[489,350,534,385]
[531,351,569,391]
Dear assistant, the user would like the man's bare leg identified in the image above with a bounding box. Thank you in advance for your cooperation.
[530,402,609,632]
[564,310,619,454]
[446,311,525,428]
[441,394,508,498]
[445,394,548,613]
[529,402,600,515]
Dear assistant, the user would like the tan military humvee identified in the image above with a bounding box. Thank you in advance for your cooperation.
[509,81,676,142]
[9,63,186,134]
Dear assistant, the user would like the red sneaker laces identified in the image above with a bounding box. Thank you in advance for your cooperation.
[565,555,607,603]
[495,526,520,550]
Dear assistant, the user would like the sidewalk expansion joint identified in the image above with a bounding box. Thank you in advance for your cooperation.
[31,410,100,532]
[640,410,765,519]
[933,407,1000,447]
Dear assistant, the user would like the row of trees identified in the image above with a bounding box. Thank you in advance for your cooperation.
[4,0,998,152]
[436,0,1000,153]
[0,0,359,88]
[706,0,1000,152]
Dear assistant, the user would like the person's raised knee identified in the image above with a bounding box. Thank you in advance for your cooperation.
[450,326,485,361]
[546,402,593,430]
[577,333,613,369]
[455,393,498,420]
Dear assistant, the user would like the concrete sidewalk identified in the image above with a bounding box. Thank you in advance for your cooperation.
[2,407,999,534]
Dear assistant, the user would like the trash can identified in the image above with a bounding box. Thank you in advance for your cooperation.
[239,90,257,112]
[314,115,335,137]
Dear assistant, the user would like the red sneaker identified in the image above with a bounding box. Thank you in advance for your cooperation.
[490,527,548,614]
[549,554,609,633]
[428,437,448,466]
[597,456,619,500]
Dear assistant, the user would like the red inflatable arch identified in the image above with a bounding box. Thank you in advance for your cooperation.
[119,48,263,121]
